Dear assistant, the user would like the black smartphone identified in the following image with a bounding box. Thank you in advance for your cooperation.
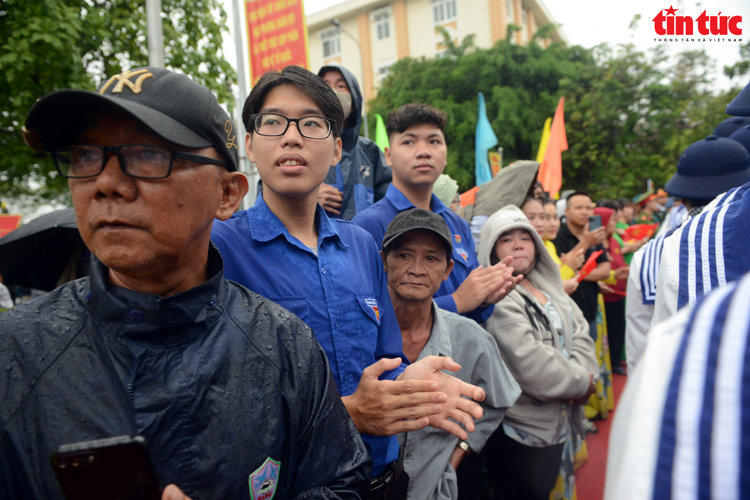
[50,435,161,500]
[588,215,602,231]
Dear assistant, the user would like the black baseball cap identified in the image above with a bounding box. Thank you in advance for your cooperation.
[23,67,239,171]
[382,209,453,256]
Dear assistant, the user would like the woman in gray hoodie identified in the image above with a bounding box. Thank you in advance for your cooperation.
[477,205,598,500]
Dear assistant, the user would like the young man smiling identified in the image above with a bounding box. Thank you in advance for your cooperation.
[351,104,518,324]
[210,67,487,495]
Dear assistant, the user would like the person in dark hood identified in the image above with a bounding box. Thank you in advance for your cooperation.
[3,67,371,499]
[318,65,391,220]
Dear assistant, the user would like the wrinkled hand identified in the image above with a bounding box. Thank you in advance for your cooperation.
[581,224,606,247]
[563,373,596,405]
[563,275,580,295]
[163,485,192,500]
[448,445,468,471]
[560,248,585,270]
[614,266,630,280]
[342,358,446,436]
[400,356,485,441]
[318,183,343,215]
[452,256,520,313]
[598,281,615,294]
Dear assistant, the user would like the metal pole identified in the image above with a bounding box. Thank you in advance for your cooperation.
[232,0,254,208]
[146,0,165,68]
[331,19,369,139]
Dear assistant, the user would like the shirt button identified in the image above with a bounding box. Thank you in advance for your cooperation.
[321,268,327,274]
[334,321,339,328]
[128,310,144,323]
[406,453,411,458]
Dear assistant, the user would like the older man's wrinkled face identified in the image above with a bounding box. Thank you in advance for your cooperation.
[494,228,536,276]
[69,113,235,282]
[383,231,454,302]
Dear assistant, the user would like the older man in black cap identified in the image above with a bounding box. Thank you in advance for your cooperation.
[1,67,370,499]
[380,209,520,500]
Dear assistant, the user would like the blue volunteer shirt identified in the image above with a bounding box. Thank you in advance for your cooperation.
[351,184,494,323]
[211,195,407,476]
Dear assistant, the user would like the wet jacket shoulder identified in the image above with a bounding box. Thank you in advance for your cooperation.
[319,65,391,220]
[0,249,370,500]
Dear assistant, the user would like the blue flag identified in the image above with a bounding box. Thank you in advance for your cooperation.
[475,92,498,186]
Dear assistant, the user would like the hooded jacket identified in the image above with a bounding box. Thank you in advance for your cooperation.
[477,206,598,444]
[318,65,391,220]
[0,246,370,499]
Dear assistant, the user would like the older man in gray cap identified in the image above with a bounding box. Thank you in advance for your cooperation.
[1,67,371,500]
[380,208,520,500]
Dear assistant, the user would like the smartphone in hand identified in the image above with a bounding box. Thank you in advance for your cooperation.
[50,435,161,500]
[588,215,602,231]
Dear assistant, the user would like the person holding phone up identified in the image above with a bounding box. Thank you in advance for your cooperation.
[1,67,371,500]
[552,192,610,341]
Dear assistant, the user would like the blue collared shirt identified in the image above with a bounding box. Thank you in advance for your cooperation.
[211,195,406,476]
[351,184,494,323]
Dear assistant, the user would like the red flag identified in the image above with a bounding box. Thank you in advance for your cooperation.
[538,97,568,197]
[0,214,22,237]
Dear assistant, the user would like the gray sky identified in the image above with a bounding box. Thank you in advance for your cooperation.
[223,0,749,92]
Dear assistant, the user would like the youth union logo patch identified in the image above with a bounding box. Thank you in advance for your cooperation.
[249,457,280,500]
[365,297,380,323]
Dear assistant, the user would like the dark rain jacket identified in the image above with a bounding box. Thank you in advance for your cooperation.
[318,65,391,220]
[0,246,371,500]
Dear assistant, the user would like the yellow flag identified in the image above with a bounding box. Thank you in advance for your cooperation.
[536,117,552,163]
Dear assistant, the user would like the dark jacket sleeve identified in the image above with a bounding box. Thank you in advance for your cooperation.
[362,140,391,202]
[286,325,372,499]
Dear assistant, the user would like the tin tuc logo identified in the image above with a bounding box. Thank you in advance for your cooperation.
[652,6,742,36]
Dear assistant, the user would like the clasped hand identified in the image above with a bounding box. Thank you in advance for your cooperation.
[342,356,485,440]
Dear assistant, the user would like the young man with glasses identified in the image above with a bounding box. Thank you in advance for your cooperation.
[211,66,488,498]
[4,67,371,499]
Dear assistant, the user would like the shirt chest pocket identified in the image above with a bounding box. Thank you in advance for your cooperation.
[354,293,381,368]
[270,297,310,323]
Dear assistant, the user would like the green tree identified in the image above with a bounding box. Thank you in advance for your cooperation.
[368,35,738,200]
[0,0,235,201]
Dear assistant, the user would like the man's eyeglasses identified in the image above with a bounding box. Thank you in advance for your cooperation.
[51,144,227,179]
[250,113,334,140]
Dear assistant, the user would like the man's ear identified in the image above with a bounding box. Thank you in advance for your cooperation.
[443,259,454,282]
[215,171,249,221]
[245,133,255,164]
[331,136,343,166]
[380,250,388,273]
[384,146,392,167]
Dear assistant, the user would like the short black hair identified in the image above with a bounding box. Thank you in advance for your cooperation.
[618,198,632,208]
[242,65,344,138]
[386,103,447,138]
[598,199,620,211]
[521,196,543,210]
[539,196,555,207]
[566,191,591,208]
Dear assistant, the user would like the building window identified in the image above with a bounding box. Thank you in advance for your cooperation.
[506,0,513,19]
[372,8,391,40]
[320,29,341,58]
[521,7,528,41]
[432,0,457,24]
[376,61,394,84]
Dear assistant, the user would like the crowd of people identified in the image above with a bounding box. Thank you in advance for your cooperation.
[1,61,750,500]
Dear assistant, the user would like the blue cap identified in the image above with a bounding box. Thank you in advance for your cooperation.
[729,125,750,152]
[713,116,750,137]
[727,79,750,116]
[665,135,750,200]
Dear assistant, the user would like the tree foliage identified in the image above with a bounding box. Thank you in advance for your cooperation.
[0,0,235,200]
[368,33,740,200]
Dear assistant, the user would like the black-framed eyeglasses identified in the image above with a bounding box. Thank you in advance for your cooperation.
[51,144,227,179]
[250,113,334,139]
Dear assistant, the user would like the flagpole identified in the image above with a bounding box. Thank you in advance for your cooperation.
[146,0,165,68]
[232,0,254,209]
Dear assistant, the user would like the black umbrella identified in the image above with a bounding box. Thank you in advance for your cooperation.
[0,208,85,291]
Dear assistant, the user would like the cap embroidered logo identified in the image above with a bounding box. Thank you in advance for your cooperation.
[225,120,238,149]
[98,69,154,95]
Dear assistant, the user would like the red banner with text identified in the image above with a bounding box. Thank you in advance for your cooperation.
[246,0,309,85]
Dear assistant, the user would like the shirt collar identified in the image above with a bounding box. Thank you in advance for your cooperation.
[385,184,449,215]
[247,194,347,249]
[418,301,453,359]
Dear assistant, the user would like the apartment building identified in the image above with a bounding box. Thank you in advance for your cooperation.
[307,0,567,104]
